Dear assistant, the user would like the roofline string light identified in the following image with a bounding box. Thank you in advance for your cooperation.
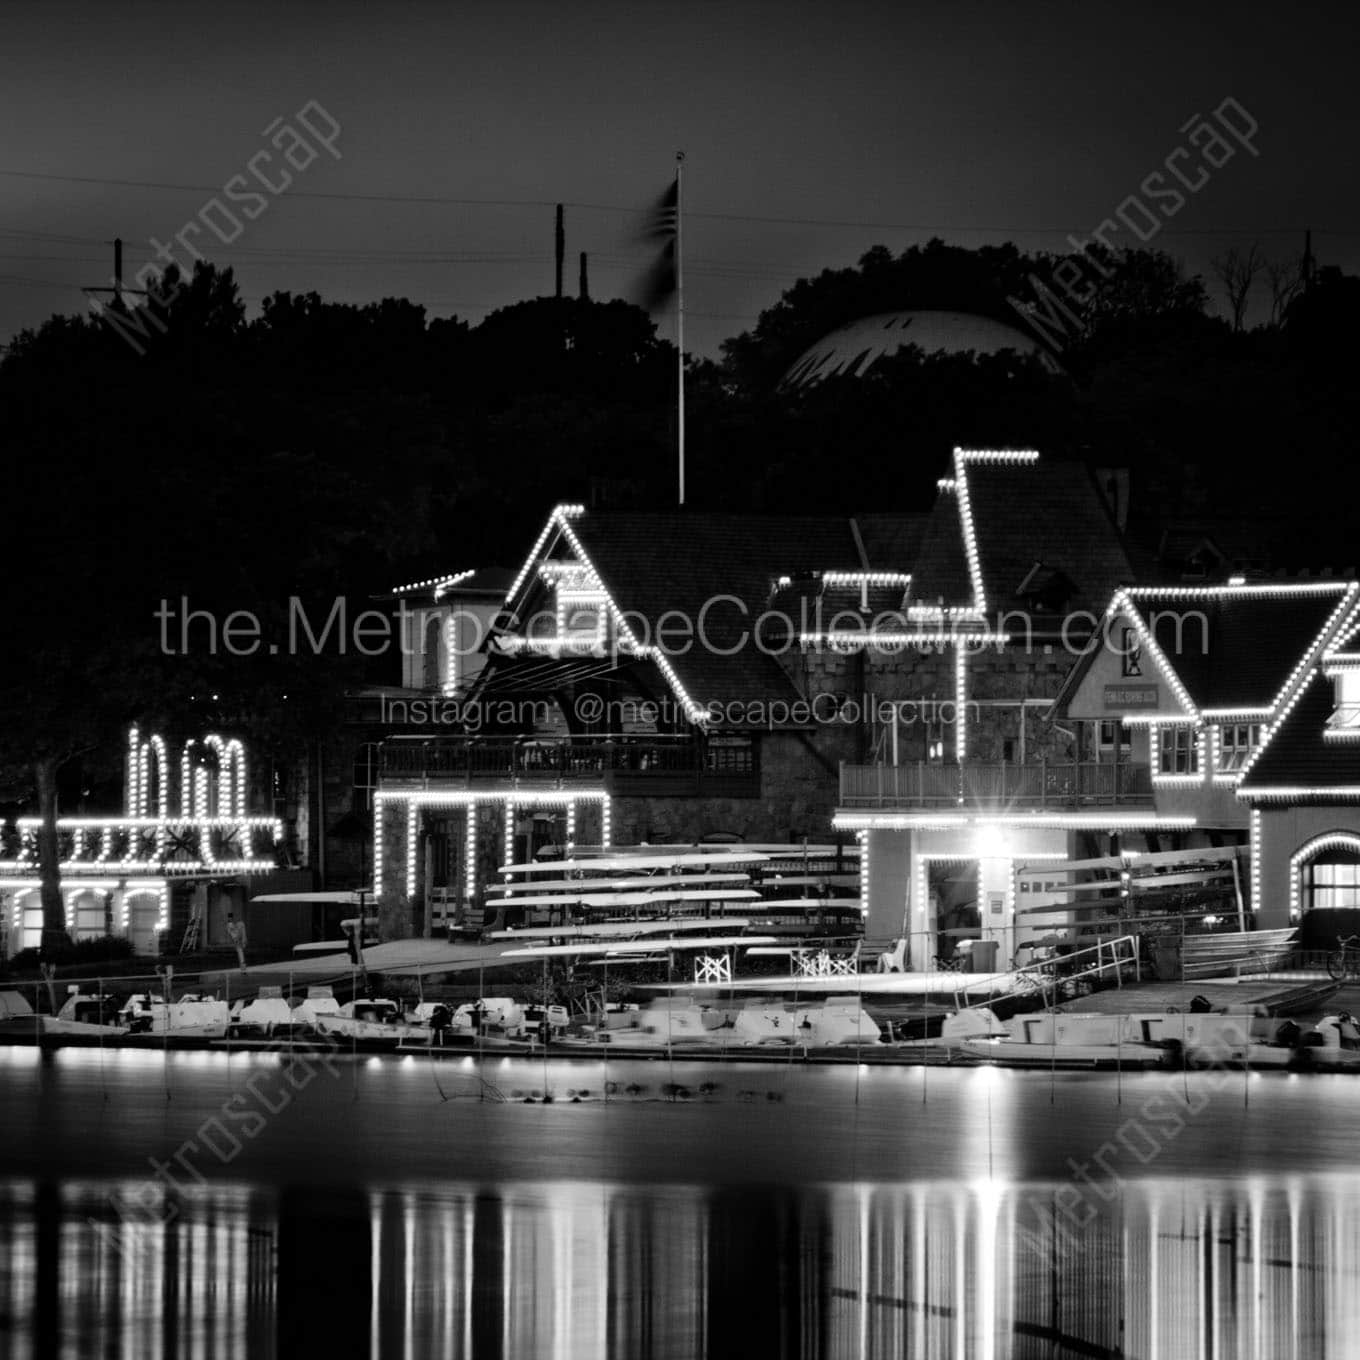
[1107,591,1199,718]
[391,568,476,596]
[819,572,913,587]
[798,631,1010,648]
[550,511,710,724]
[503,504,585,608]
[1236,596,1360,790]
[1126,581,1354,601]
[1258,583,1360,729]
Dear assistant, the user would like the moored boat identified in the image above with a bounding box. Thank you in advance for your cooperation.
[119,994,230,1040]
[963,1012,1173,1068]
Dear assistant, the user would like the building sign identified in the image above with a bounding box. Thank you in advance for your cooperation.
[1103,682,1160,710]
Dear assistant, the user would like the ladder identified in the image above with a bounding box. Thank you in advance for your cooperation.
[179,898,204,953]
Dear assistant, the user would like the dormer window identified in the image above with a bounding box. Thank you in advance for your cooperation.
[1216,723,1262,771]
[557,590,606,645]
[1015,562,1076,614]
[1157,725,1199,776]
[1329,669,1360,731]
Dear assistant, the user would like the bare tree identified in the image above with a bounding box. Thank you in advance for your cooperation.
[1211,244,1265,331]
[1266,254,1305,325]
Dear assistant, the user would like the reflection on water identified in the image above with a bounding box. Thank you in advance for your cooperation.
[3,1174,1360,1358]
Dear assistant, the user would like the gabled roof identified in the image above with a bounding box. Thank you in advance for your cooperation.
[1052,581,1359,722]
[909,449,1135,621]
[500,508,869,721]
[1237,670,1360,802]
[1125,583,1356,714]
[964,454,1135,618]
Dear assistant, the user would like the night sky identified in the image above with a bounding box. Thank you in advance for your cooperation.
[3,0,1357,355]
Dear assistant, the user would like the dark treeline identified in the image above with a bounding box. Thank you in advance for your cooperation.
[3,237,1358,864]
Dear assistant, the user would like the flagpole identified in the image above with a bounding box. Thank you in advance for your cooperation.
[675,150,686,507]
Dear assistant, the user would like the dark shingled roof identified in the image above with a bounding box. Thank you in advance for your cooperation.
[1239,671,1360,797]
[910,458,1135,620]
[1130,587,1352,712]
[564,513,866,714]
[967,459,1135,619]
[853,512,928,571]
[907,493,972,608]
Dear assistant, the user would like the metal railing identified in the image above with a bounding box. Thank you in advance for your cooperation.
[380,736,759,793]
[839,760,1154,808]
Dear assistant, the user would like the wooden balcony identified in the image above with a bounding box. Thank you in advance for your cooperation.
[839,760,1154,809]
[379,737,761,798]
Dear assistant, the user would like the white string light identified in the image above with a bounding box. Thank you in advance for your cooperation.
[1288,832,1360,920]
[835,810,1197,831]
[1250,808,1262,915]
[502,798,516,870]
[955,645,967,762]
[369,788,611,899]
[820,571,913,587]
[371,793,385,897]
[799,631,1009,647]
[1149,724,1207,787]
[953,447,987,615]
[391,571,476,598]
[1108,591,1199,718]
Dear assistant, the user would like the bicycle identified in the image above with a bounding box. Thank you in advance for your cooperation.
[1326,933,1360,981]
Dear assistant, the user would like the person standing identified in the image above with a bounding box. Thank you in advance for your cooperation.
[225,912,248,973]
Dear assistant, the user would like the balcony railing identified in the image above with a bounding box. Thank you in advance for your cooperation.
[380,737,760,797]
[839,760,1154,809]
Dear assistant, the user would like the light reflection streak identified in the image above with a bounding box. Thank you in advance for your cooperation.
[0,1175,1359,1356]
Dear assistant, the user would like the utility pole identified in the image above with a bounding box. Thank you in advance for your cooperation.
[82,237,146,312]
[1303,228,1314,295]
[579,251,589,300]
[554,204,564,298]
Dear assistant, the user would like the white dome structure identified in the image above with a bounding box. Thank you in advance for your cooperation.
[780,309,1061,388]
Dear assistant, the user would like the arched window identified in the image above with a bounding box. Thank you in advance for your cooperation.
[1307,845,1360,912]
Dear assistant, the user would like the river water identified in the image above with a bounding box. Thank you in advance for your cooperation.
[2,1043,1359,1357]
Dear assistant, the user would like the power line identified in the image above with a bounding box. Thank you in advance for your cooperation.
[1,166,1357,239]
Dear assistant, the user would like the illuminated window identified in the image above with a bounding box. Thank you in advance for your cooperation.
[1216,723,1262,771]
[1330,671,1360,730]
[1157,725,1198,775]
[925,716,946,763]
[1310,856,1360,911]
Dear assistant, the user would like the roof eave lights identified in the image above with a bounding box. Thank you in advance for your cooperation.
[1112,591,1198,719]
[820,571,913,587]
[954,447,1042,466]
[503,504,586,610]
